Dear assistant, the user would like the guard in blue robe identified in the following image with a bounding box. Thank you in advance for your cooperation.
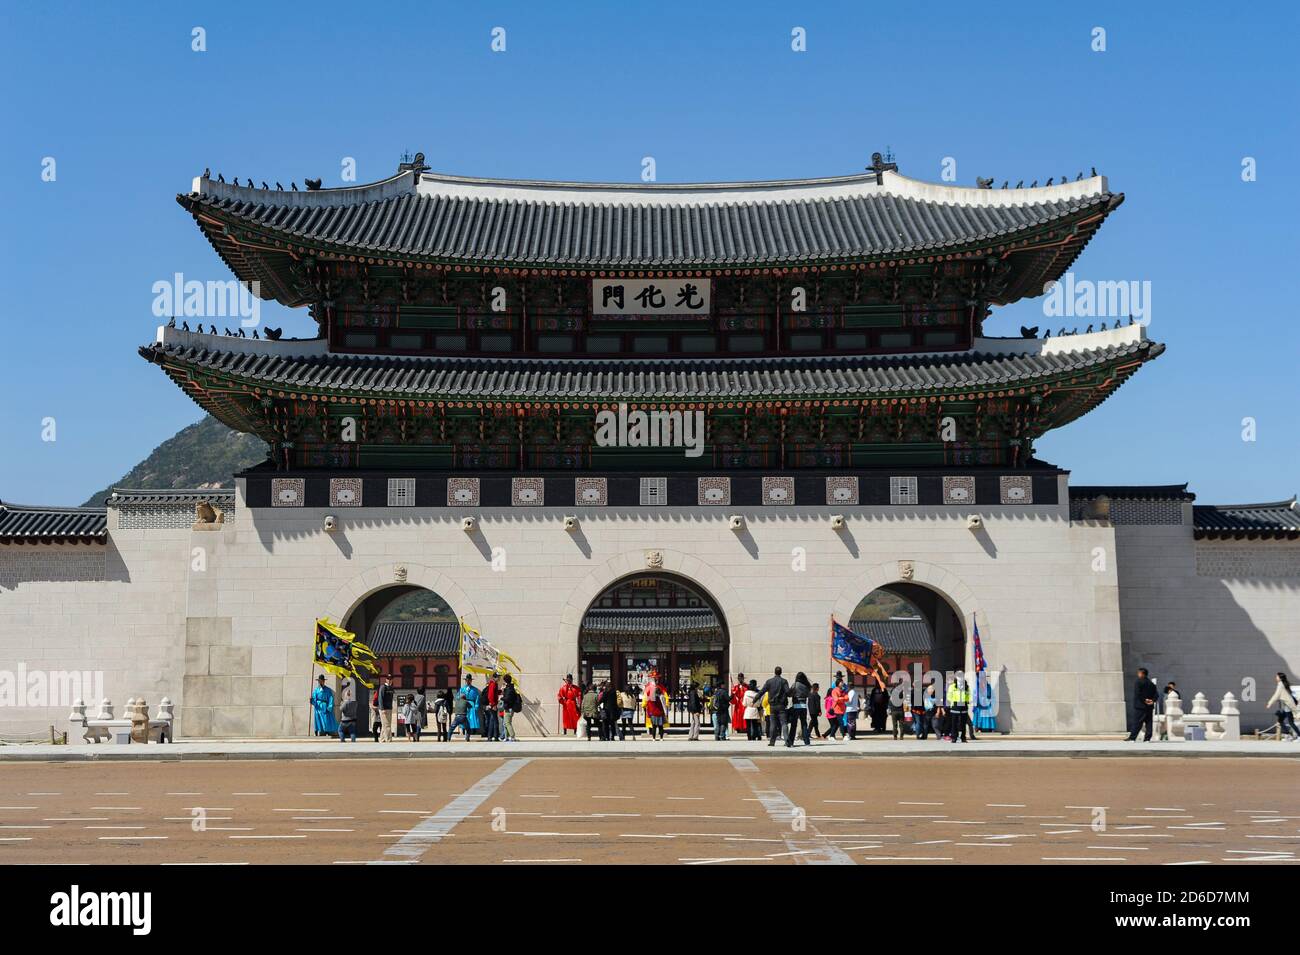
[312,675,339,735]
[461,678,482,732]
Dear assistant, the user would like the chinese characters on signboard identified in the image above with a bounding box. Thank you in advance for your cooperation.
[592,278,711,315]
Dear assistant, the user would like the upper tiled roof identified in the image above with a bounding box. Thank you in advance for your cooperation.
[141,327,1162,404]
[183,170,1115,266]
[179,165,1120,304]
[0,501,107,544]
[1069,484,1195,501]
[1193,498,1300,539]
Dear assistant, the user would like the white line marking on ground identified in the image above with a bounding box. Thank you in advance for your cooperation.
[728,757,853,866]
[230,835,306,840]
[862,855,952,861]
[1042,856,1126,861]
[98,836,167,841]
[503,858,581,863]
[379,758,531,863]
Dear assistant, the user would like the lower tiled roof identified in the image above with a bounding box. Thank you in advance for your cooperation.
[141,337,1163,402]
[0,501,107,544]
[1193,498,1300,539]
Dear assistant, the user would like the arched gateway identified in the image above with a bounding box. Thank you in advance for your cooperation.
[849,584,965,684]
[577,573,729,695]
[343,585,461,692]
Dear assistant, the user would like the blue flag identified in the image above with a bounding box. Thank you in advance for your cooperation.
[831,619,878,676]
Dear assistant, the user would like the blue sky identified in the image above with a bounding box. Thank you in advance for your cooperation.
[1,0,1295,505]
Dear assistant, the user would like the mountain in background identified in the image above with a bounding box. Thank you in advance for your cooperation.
[82,416,268,506]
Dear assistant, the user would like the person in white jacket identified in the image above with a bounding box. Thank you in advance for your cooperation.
[1265,673,1300,740]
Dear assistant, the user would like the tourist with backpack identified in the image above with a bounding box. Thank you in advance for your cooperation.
[450,685,473,741]
[500,674,522,741]
[711,683,730,739]
[432,689,451,742]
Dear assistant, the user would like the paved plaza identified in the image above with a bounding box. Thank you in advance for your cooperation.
[0,754,1296,865]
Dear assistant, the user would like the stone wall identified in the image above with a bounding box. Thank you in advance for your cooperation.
[0,524,190,737]
[1114,526,1300,731]
[7,478,1297,739]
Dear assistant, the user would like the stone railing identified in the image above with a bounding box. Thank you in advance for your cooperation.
[1155,692,1240,741]
[67,697,175,744]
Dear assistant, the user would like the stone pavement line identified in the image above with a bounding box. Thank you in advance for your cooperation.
[727,757,854,866]
[375,758,531,864]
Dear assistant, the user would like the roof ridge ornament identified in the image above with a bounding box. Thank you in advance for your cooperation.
[866,150,898,185]
[399,150,430,175]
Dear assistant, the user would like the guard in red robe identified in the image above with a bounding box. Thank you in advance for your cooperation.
[556,674,581,734]
[730,673,748,732]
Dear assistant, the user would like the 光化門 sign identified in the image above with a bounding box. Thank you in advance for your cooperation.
[592,278,711,315]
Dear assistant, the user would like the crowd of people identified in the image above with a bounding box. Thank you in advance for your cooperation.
[555,667,981,744]
[312,666,1300,744]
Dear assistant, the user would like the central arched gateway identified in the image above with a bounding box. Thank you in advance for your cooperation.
[578,572,729,694]
[846,582,966,702]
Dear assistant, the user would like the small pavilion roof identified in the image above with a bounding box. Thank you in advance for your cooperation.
[1193,498,1300,540]
[0,501,107,544]
[1069,484,1195,502]
[108,488,236,507]
[366,621,460,657]
[847,617,934,655]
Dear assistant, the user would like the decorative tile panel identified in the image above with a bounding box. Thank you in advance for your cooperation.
[943,476,975,505]
[697,477,731,506]
[387,478,415,507]
[329,478,363,507]
[762,476,795,506]
[575,477,608,506]
[639,477,667,506]
[1000,476,1033,505]
[447,477,479,507]
[511,477,545,507]
[272,478,304,507]
[825,476,859,505]
[889,476,918,506]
